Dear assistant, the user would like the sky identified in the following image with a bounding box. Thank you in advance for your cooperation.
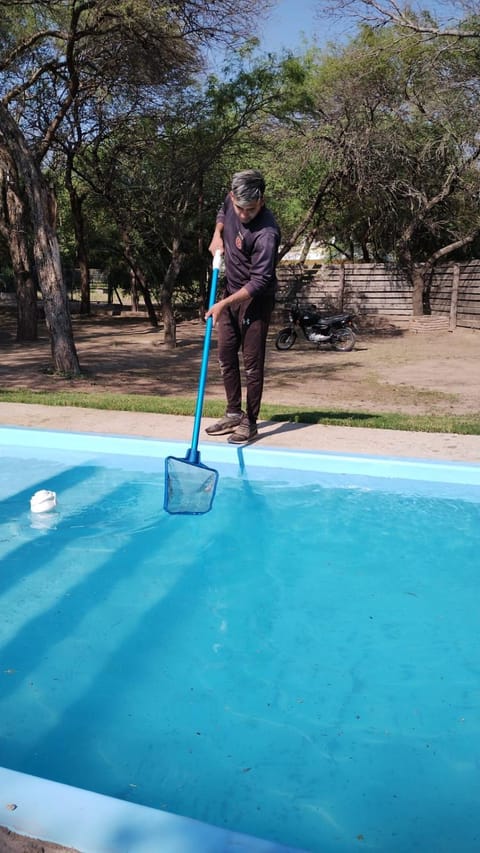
[257,0,359,54]
[204,1,342,75]
[206,0,461,74]
[256,0,460,55]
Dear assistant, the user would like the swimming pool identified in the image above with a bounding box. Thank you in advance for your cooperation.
[0,426,479,853]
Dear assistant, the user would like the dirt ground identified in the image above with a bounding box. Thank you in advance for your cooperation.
[0,307,479,418]
[0,826,77,853]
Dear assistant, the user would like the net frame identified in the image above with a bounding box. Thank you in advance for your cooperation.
[164,453,218,515]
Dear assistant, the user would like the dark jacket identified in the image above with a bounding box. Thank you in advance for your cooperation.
[216,194,281,297]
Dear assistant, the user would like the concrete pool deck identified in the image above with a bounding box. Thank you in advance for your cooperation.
[0,401,479,463]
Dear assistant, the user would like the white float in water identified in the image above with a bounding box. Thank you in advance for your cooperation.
[30,489,57,513]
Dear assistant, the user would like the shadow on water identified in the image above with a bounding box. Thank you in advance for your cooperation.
[0,474,174,702]
[0,464,97,526]
[0,462,223,777]
[0,446,313,848]
[0,464,104,603]
[3,519,243,823]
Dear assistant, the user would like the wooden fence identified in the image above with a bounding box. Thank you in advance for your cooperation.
[275,260,480,330]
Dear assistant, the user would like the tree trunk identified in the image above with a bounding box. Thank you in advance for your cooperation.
[0,105,81,374]
[77,246,91,316]
[130,267,139,311]
[66,167,91,316]
[1,170,38,340]
[141,280,159,328]
[161,294,177,348]
[411,266,425,316]
[31,181,81,373]
[120,227,158,327]
[398,241,426,316]
[299,231,315,264]
[161,237,184,348]
[278,174,334,261]
[14,267,38,342]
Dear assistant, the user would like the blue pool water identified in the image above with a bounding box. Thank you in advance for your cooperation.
[0,429,479,852]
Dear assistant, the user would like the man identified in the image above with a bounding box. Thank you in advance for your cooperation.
[205,169,281,444]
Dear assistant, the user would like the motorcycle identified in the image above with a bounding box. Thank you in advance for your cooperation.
[275,298,357,352]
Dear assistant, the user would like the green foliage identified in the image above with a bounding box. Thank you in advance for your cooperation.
[4,0,480,314]
[260,22,480,263]
[51,50,289,305]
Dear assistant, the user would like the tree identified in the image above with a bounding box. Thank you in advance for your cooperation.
[332,0,480,40]
[0,0,272,369]
[1,102,79,365]
[0,146,37,339]
[266,29,480,312]
[60,51,284,347]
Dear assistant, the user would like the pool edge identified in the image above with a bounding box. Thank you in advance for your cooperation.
[0,766,306,853]
[1,424,479,486]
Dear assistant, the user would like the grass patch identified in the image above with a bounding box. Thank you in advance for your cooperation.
[269,409,480,435]
[1,387,479,435]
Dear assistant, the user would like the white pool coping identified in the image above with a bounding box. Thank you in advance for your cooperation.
[1,424,480,852]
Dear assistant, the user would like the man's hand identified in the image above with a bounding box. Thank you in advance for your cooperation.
[208,233,224,256]
[205,286,251,326]
[205,300,225,326]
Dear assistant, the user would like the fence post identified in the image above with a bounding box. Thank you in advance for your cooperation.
[449,264,460,332]
[338,264,345,310]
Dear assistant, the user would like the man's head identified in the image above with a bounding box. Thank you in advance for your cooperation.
[230,169,265,223]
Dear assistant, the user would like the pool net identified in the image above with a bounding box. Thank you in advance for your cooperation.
[164,456,218,515]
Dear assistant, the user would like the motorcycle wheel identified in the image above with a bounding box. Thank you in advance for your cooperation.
[331,327,355,352]
[275,328,297,350]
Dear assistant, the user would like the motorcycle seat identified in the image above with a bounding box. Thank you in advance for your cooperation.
[318,312,351,322]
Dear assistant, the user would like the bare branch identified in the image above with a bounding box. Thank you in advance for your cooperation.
[330,0,480,38]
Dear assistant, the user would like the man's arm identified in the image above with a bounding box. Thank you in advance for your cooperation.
[205,285,250,326]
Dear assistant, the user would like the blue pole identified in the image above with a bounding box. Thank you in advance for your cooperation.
[186,251,222,462]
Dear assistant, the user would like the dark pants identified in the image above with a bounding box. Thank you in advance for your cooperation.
[217,293,274,423]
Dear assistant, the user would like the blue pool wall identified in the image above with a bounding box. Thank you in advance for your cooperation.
[1,425,480,488]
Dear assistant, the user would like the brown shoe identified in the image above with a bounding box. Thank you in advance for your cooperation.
[227,417,258,444]
[205,412,244,435]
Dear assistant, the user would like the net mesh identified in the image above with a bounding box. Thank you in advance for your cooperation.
[164,456,218,515]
